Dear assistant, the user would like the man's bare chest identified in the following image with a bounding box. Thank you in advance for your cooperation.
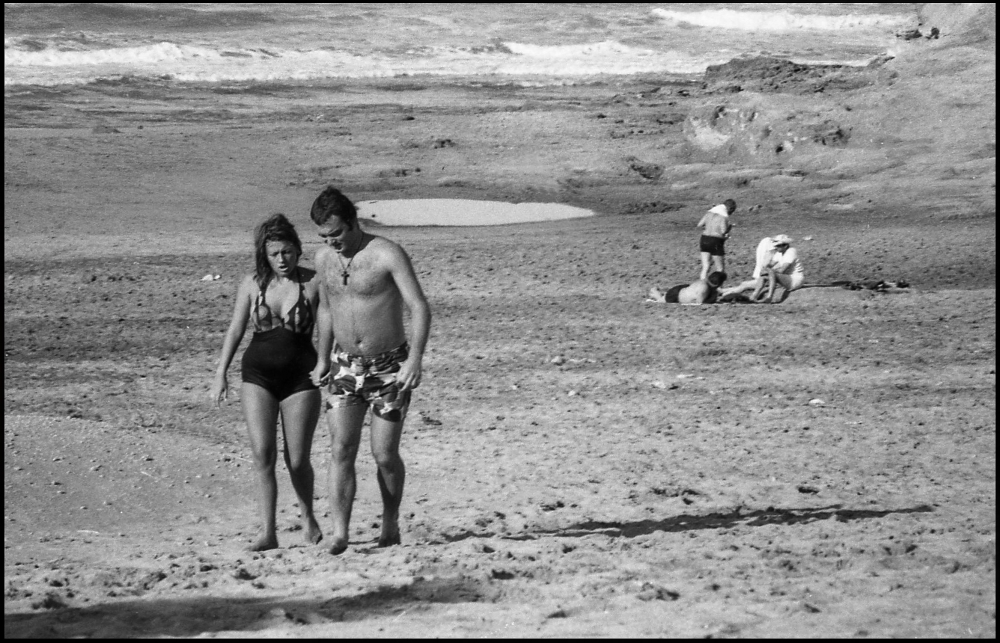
[323,260,391,298]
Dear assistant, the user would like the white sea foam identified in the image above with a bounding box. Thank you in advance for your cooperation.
[4,39,720,86]
[652,8,913,32]
[5,42,209,67]
[4,4,915,87]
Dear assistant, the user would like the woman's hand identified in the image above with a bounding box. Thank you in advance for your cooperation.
[210,374,228,408]
[310,360,331,388]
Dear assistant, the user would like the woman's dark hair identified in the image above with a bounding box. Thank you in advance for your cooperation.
[253,213,302,287]
[310,186,358,227]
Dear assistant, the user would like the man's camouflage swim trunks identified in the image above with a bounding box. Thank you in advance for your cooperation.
[327,343,410,420]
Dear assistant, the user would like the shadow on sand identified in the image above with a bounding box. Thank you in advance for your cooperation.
[535,504,934,539]
[6,505,934,637]
[4,575,494,638]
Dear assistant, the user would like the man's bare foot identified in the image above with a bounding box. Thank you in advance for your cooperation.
[328,536,348,555]
[378,520,401,548]
[377,533,401,548]
[248,533,279,552]
[304,518,323,545]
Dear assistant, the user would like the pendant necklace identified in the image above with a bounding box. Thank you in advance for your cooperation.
[336,233,364,285]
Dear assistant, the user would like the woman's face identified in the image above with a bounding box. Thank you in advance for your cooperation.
[265,240,299,277]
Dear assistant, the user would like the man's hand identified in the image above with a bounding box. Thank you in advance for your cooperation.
[396,357,423,391]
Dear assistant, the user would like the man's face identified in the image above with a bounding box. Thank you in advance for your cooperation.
[316,216,353,253]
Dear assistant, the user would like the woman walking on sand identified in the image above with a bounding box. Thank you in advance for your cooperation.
[211,213,323,551]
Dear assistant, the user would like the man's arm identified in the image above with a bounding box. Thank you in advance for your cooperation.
[389,245,431,390]
[311,249,334,386]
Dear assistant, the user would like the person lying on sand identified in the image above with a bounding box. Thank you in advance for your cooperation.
[308,186,432,556]
[647,271,727,305]
[696,199,735,281]
[718,234,804,304]
[211,213,324,551]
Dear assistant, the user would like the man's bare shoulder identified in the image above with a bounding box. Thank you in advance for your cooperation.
[366,233,401,250]
[366,234,412,264]
[315,245,335,262]
[314,246,336,271]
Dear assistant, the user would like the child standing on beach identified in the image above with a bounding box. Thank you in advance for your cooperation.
[696,199,736,281]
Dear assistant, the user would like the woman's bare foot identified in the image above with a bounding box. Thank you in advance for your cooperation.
[304,518,323,545]
[248,533,279,551]
[328,536,348,555]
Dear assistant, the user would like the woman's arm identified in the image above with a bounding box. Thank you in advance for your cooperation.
[211,275,253,406]
[765,268,778,303]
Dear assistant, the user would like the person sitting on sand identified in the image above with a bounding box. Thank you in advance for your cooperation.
[308,186,431,556]
[696,199,736,281]
[648,271,727,305]
[211,213,324,551]
[719,234,804,303]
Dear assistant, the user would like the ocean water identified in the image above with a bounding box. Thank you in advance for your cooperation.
[4,3,918,88]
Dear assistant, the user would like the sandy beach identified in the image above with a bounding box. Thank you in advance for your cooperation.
[4,4,996,638]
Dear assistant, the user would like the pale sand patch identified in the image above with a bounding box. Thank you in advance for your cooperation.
[357,199,594,227]
[3,200,594,261]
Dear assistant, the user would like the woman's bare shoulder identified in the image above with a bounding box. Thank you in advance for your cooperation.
[233,273,263,298]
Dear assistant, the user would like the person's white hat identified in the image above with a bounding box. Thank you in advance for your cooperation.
[772,234,793,245]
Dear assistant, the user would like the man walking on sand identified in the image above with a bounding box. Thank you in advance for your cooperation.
[696,199,735,281]
[309,186,431,555]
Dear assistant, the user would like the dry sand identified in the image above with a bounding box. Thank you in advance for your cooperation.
[4,5,996,638]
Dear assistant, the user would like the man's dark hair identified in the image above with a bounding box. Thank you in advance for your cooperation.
[310,186,358,227]
[723,199,737,214]
[707,271,727,288]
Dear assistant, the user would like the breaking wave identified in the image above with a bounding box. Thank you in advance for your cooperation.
[5,39,720,86]
[652,8,913,32]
